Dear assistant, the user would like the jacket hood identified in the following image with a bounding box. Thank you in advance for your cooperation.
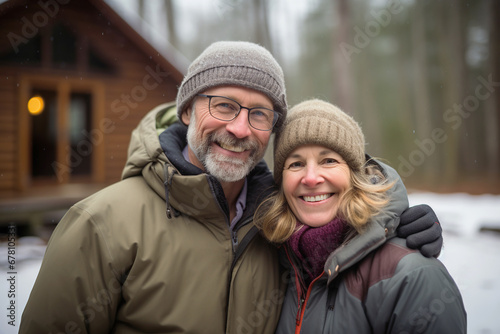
[121,102,221,221]
[122,102,177,200]
[324,160,409,284]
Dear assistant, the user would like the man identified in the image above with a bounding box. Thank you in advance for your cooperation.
[20,41,442,333]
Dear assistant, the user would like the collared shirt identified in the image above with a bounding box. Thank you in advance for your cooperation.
[182,146,247,229]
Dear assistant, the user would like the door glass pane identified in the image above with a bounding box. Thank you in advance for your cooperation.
[30,90,57,179]
[69,93,92,176]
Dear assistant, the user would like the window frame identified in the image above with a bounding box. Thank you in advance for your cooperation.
[18,75,105,189]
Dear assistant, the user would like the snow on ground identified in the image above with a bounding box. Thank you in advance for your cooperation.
[1,237,45,334]
[1,192,499,334]
[408,192,500,334]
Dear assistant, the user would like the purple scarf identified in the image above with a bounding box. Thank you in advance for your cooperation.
[287,217,348,282]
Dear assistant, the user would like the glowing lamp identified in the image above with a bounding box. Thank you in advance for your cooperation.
[28,96,45,115]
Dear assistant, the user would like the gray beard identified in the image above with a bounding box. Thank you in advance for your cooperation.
[186,114,262,183]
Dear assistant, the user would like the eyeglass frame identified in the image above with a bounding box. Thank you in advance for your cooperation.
[196,94,279,131]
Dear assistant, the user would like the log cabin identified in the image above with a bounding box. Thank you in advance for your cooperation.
[0,0,187,236]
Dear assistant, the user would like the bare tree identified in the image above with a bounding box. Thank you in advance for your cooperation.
[164,0,178,49]
[410,1,434,182]
[138,0,145,21]
[486,0,500,182]
[357,52,383,157]
[252,0,273,53]
[332,0,354,115]
[435,0,466,184]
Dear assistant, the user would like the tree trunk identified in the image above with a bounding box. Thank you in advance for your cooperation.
[357,53,382,158]
[332,0,354,117]
[436,0,465,184]
[164,0,178,50]
[138,0,146,21]
[253,0,273,53]
[486,0,500,182]
[410,1,433,182]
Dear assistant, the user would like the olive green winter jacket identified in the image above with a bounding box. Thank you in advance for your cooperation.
[20,103,284,334]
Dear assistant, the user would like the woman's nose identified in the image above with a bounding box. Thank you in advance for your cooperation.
[301,164,324,186]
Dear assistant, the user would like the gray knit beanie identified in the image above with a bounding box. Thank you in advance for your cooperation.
[176,41,287,131]
[273,99,365,185]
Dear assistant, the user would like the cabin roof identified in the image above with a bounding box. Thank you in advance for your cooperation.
[0,0,189,82]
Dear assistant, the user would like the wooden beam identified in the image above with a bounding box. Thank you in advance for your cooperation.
[17,77,30,191]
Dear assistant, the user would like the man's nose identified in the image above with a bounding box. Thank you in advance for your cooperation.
[225,108,252,138]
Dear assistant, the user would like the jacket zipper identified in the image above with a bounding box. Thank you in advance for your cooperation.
[231,229,239,253]
[284,246,324,334]
[296,297,305,327]
[163,166,178,218]
[206,174,265,332]
[294,274,324,334]
[205,175,236,332]
[284,247,306,328]
[225,216,255,331]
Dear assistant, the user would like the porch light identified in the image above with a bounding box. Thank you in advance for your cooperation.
[28,96,45,115]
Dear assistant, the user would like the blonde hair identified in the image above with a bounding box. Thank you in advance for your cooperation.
[254,162,394,244]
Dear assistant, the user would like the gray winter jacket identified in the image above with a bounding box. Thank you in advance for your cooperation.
[275,162,467,334]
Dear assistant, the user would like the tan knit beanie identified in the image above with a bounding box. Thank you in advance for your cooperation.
[176,41,287,131]
[273,99,365,185]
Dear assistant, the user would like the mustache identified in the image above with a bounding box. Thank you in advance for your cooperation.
[209,131,259,151]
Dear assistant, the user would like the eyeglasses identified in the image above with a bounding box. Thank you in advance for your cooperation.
[197,94,279,131]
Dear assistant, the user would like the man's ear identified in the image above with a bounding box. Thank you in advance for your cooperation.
[181,107,192,125]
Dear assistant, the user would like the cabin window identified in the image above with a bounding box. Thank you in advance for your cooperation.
[29,89,93,181]
[0,34,42,65]
[52,23,77,68]
[0,23,114,73]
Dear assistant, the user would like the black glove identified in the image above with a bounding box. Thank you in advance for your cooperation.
[397,204,443,258]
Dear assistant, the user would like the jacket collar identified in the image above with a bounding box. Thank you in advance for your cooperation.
[159,122,202,175]
[323,161,409,284]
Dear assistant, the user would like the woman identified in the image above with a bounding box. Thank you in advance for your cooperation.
[255,99,466,333]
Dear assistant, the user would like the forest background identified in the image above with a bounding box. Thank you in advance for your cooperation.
[111,0,500,194]
[1,2,499,333]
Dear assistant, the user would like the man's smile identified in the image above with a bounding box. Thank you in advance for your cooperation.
[217,141,246,153]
